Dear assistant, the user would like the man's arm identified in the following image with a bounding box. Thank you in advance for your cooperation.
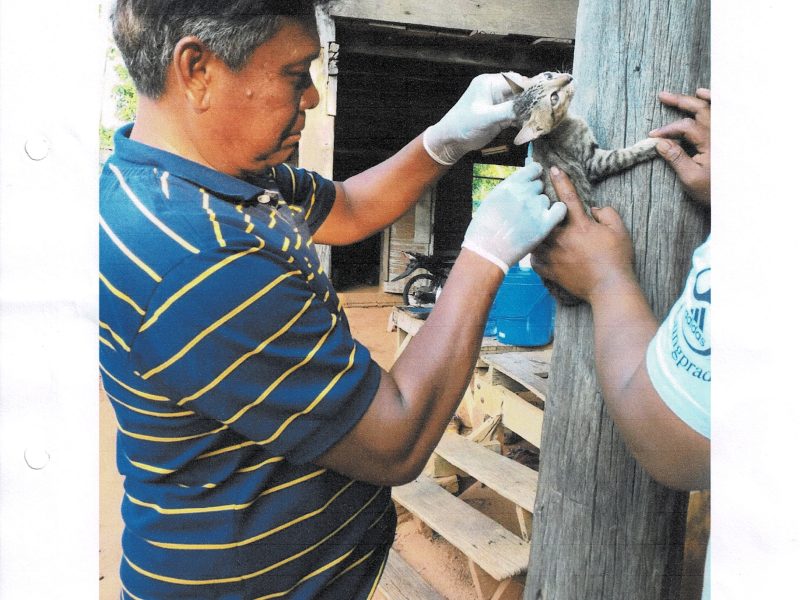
[532,168,709,490]
[313,135,448,245]
[313,73,518,246]
[315,163,566,485]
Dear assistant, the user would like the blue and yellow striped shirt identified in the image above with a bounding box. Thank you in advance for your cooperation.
[100,125,394,599]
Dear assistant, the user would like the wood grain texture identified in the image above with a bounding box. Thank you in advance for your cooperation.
[392,475,530,581]
[523,1,711,599]
[330,0,579,40]
[379,549,445,600]
[434,431,539,511]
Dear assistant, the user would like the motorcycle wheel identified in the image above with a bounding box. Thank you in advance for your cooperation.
[403,273,438,307]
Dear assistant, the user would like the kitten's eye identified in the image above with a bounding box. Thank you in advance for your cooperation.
[550,92,559,106]
[545,72,553,80]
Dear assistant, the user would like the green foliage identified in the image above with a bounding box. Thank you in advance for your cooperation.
[100,45,138,157]
[113,62,137,122]
[471,163,519,213]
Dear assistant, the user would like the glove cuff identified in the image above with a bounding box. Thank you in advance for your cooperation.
[423,126,458,166]
[461,241,509,274]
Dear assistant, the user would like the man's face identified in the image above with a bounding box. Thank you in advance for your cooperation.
[198,18,321,176]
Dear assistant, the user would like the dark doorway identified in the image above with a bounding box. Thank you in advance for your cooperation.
[330,19,573,290]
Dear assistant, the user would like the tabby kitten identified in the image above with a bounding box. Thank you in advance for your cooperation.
[505,71,659,305]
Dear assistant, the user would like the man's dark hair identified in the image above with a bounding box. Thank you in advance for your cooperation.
[111,0,333,99]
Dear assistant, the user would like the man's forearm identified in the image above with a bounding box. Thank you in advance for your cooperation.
[588,277,708,489]
[387,250,503,474]
[336,134,448,241]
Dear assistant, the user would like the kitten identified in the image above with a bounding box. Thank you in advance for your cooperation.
[505,71,659,305]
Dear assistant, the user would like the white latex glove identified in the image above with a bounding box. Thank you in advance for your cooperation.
[462,162,567,273]
[423,72,519,166]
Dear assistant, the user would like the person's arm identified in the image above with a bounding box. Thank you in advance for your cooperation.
[313,73,518,246]
[532,168,709,490]
[315,163,566,485]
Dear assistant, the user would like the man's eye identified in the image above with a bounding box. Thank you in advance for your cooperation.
[550,92,559,106]
[290,72,312,89]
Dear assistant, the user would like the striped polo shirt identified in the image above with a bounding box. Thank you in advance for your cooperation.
[100,124,394,599]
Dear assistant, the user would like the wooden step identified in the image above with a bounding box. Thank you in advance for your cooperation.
[391,475,530,582]
[378,549,445,600]
[434,431,538,513]
[481,350,550,401]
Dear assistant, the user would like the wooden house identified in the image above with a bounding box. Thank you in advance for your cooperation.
[297,0,578,292]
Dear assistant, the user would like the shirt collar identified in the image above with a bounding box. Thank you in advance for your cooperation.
[112,123,277,204]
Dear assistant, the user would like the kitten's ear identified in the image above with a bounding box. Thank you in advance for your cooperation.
[502,72,528,94]
[514,125,541,145]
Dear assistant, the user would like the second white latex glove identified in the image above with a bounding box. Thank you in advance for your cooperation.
[462,162,567,273]
[423,73,519,166]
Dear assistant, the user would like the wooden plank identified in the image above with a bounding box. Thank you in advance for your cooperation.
[379,549,445,600]
[495,386,544,448]
[482,351,551,400]
[330,0,579,40]
[392,475,530,581]
[434,431,538,512]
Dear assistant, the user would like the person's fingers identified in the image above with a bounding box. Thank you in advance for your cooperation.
[506,160,543,182]
[549,167,590,225]
[649,118,709,150]
[542,201,567,230]
[590,206,625,233]
[695,88,711,102]
[484,99,517,127]
[655,138,705,183]
[657,91,710,116]
[529,178,544,196]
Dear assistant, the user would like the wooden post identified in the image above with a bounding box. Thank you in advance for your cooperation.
[524,1,710,599]
[298,7,337,275]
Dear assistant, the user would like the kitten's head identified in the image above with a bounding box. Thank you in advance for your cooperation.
[505,71,575,145]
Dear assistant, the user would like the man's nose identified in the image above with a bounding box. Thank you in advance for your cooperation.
[301,81,320,111]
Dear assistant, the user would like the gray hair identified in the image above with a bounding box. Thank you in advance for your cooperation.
[111,0,332,99]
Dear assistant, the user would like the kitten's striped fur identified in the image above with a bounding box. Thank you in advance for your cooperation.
[507,71,659,304]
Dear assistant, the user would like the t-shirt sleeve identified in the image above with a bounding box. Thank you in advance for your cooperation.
[129,237,381,465]
[274,164,336,235]
[645,240,711,439]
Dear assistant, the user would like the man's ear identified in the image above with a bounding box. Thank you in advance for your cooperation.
[172,36,213,111]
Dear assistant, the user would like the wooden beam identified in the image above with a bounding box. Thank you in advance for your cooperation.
[330,0,579,40]
[523,0,710,598]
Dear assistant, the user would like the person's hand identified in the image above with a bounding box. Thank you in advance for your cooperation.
[462,162,566,273]
[423,72,520,166]
[531,167,637,303]
[649,88,711,206]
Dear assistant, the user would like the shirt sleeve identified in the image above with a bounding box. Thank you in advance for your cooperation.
[645,239,711,439]
[274,164,336,235]
[129,232,381,465]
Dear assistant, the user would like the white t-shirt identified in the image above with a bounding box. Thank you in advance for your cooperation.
[646,238,711,438]
[646,237,711,599]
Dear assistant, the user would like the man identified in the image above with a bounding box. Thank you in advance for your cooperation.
[531,89,711,595]
[100,1,565,598]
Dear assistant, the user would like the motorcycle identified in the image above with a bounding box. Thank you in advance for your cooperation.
[391,251,455,307]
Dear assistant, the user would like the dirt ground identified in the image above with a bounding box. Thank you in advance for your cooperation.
[99,288,707,599]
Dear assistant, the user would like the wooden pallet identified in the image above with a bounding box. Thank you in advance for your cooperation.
[377,549,445,600]
[392,472,529,600]
[434,431,538,540]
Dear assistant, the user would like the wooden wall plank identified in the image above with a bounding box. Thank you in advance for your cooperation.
[330,0,578,40]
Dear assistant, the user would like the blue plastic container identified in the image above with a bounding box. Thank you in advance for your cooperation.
[483,300,498,337]
[494,266,555,346]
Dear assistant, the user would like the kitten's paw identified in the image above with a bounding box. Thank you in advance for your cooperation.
[636,137,660,157]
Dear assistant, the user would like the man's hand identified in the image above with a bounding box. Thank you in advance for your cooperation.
[531,167,637,303]
[462,161,566,273]
[649,88,711,206]
[423,73,519,166]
